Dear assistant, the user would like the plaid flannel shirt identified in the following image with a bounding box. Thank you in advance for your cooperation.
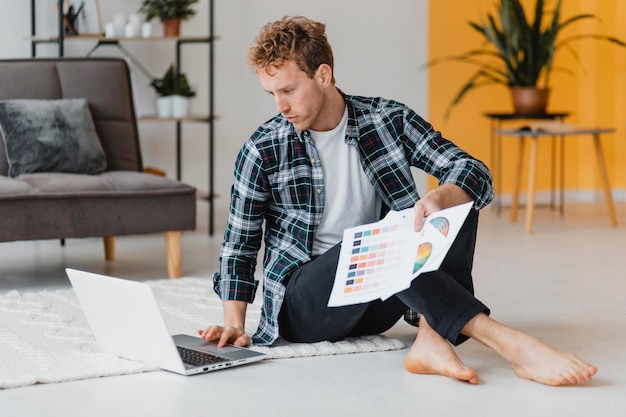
[213,93,494,346]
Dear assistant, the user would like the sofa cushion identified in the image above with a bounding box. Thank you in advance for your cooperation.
[0,171,197,242]
[0,171,195,200]
[0,98,107,177]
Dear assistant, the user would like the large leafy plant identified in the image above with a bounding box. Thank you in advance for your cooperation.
[427,0,625,117]
[139,0,199,22]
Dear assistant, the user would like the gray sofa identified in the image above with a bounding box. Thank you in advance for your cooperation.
[0,58,196,278]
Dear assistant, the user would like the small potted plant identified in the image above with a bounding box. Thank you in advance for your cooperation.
[151,64,196,118]
[138,0,199,37]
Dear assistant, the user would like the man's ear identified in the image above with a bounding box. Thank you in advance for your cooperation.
[316,64,333,86]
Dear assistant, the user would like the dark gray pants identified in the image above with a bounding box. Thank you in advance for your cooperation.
[278,209,489,346]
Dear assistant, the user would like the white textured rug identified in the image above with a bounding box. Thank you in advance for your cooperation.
[0,277,405,389]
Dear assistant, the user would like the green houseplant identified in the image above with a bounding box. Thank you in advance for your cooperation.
[151,64,196,118]
[151,64,196,97]
[427,0,626,116]
[138,0,199,36]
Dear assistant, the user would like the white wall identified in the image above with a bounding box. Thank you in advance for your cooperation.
[0,0,428,222]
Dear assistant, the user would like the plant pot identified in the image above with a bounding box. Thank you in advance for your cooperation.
[171,95,190,118]
[163,18,182,37]
[155,96,172,118]
[510,87,550,115]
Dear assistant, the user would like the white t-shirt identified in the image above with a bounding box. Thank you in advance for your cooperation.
[310,106,382,255]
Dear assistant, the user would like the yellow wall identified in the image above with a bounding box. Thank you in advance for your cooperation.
[428,0,626,197]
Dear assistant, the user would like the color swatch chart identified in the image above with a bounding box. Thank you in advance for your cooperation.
[343,222,408,298]
[328,202,473,307]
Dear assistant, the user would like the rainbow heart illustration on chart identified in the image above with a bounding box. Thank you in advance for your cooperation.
[411,217,451,274]
[429,217,450,236]
[412,242,432,274]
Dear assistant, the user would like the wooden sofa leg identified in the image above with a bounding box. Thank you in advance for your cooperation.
[103,236,115,261]
[165,231,181,279]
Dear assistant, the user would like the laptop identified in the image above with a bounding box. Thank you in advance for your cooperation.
[66,268,267,376]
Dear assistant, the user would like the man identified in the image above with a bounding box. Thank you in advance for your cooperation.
[199,16,596,386]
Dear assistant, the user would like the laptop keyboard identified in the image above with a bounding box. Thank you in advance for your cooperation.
[177,346,227,366]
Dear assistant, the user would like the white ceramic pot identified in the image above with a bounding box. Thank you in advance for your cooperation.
[155,96,172,118]
[171,95,190,118]
[141,22,152,38]
[104,22,116,38]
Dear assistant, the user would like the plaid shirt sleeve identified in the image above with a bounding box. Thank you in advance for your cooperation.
[212,140,267,303]
[402,107,494,209]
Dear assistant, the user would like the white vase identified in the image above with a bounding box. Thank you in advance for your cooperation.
[141,22,152,38]
[104,22,116,38]
[129,14,142,36]
[113,14,126,38]
[155,96,172,118]
[171,95,190,118]
[124,22,136,38]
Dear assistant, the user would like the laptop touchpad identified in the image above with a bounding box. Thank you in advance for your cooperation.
[197,341,241,355]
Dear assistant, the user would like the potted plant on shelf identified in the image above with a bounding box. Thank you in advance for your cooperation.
[138,0,199,37]
[151,64,196,118]
[426,0,626,117]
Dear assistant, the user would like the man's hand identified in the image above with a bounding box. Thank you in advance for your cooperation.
[414,184,472,231]
[197,325,251,347]
[197,300,250,347]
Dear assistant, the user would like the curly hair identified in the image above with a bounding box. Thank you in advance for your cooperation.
[248,16,335,83]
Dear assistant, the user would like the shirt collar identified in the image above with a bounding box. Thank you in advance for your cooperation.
[340,90,360,144]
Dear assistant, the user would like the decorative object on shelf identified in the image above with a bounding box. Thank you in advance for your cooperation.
[155,96,173,118]
[125,14,142,38]
[170,95,190,118]
[112,14,126,37]
[425,0,626,117]
[62,0,103,36]
[104,21,115,38]
[138,0,199,37]
[62,2,83,35]
[151,64,196,118]
[141,22,153,38]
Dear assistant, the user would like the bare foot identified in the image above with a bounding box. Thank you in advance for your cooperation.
[503,329,597,386]
[463,314,597,386]
[404,316,479,384]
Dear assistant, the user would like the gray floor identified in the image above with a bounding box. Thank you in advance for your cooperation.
[1,200,625,417]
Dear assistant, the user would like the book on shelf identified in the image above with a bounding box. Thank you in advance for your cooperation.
[506,121,581,134]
